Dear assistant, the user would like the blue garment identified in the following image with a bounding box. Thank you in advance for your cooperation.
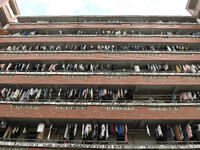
[44,89,48,99]
[23,31,28,35]
[78,89,83,98]
[169,125,175,137]
[172,92,176,101]
[99,89,103,98]
[113,95,116,103]
[117,124,123,135]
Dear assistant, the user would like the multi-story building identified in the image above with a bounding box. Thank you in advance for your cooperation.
[0,0,200,150]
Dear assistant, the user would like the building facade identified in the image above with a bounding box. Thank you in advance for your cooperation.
[0,0,200,150]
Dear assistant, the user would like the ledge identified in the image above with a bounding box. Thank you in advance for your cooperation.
[0,140,200,149]
[0,34,200,38]
[1,72,200,76]
[0,104,199,120]
[0,36,199,43]
[0,51,200,61]
[0,74,199,85]
[1,101,200,106]
[7,23,200,30]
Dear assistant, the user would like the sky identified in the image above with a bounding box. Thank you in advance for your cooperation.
[16,0,190,16]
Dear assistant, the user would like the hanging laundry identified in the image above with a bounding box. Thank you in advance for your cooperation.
[146,125,151,136]
[173,125,183,141]
[37,123,45,133]
[125,124,128,142]
[47,124,53,140]
[82,124,85,138]
[185,123,193,139]
[157,125,163,137]
[100,124,106,139]
[64,124,69,140]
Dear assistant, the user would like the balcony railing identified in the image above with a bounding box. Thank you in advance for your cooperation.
[0,138,200,149]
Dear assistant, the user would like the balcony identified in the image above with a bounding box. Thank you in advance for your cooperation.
[0,41,199,61]
[17,16,198,24]
[6,23,200,37]
[0,121,199,149]
[0,139,200,149]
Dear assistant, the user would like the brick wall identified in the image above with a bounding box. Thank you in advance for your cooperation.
[1,53,200,61]
[0,74,199,85]
[0,37,199,43]
[8,24,200,30]
[0,104,199,120]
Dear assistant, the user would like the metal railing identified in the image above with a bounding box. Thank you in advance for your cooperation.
[1,138,200,145]
[1,98,200,105]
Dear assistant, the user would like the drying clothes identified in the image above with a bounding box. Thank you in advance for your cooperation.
[18,89,23,98]
[6,63,12,72]
[186,124,193,139]
[191,64,196,73]
[1,88,6,98]
[146,125,150,136]
[38,131,45,140]
[184,64,190,72]
[173,125,183,141]
[187,92,193,101]
[35,89,42,99]
[19,91,26,101]
[102,89,107,96]
[37,123,45,132]
[24,89,30,100]
[172,92,176,100]
[23,127,27,134]
[175,65,181,73]
[58,89,62,97]
[44,89,49,99]
[82,124,85,138]
[29,88,35,96]
[64,124,69,140]
[111,124,115,135]
[9,91,14,100]
[168,125,175,137]
[120,89,123,98]
[163,64,169,71]
[6,88,11,100]
[3,125,13,139]
[183,93,188,100]
[12,126,17,134]
[100,124,106,139]
[197,124,200,132]
[124,124,128,142]
[84,89,88,99]
[81,123,93,140]
[117,89,120,98]
[106,124,109,140]
[92,124,97,138]
[134,65,140,72]
[91,89,93,100]
[116,124,123,135]
[179,93,184,101]
[156,125,163,137]
[13,89,20,99]
[178,124,184,139]
[47,124,53,140]
[74,124,77,136]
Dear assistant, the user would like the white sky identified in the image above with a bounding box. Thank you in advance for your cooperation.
[16,0,190,16]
